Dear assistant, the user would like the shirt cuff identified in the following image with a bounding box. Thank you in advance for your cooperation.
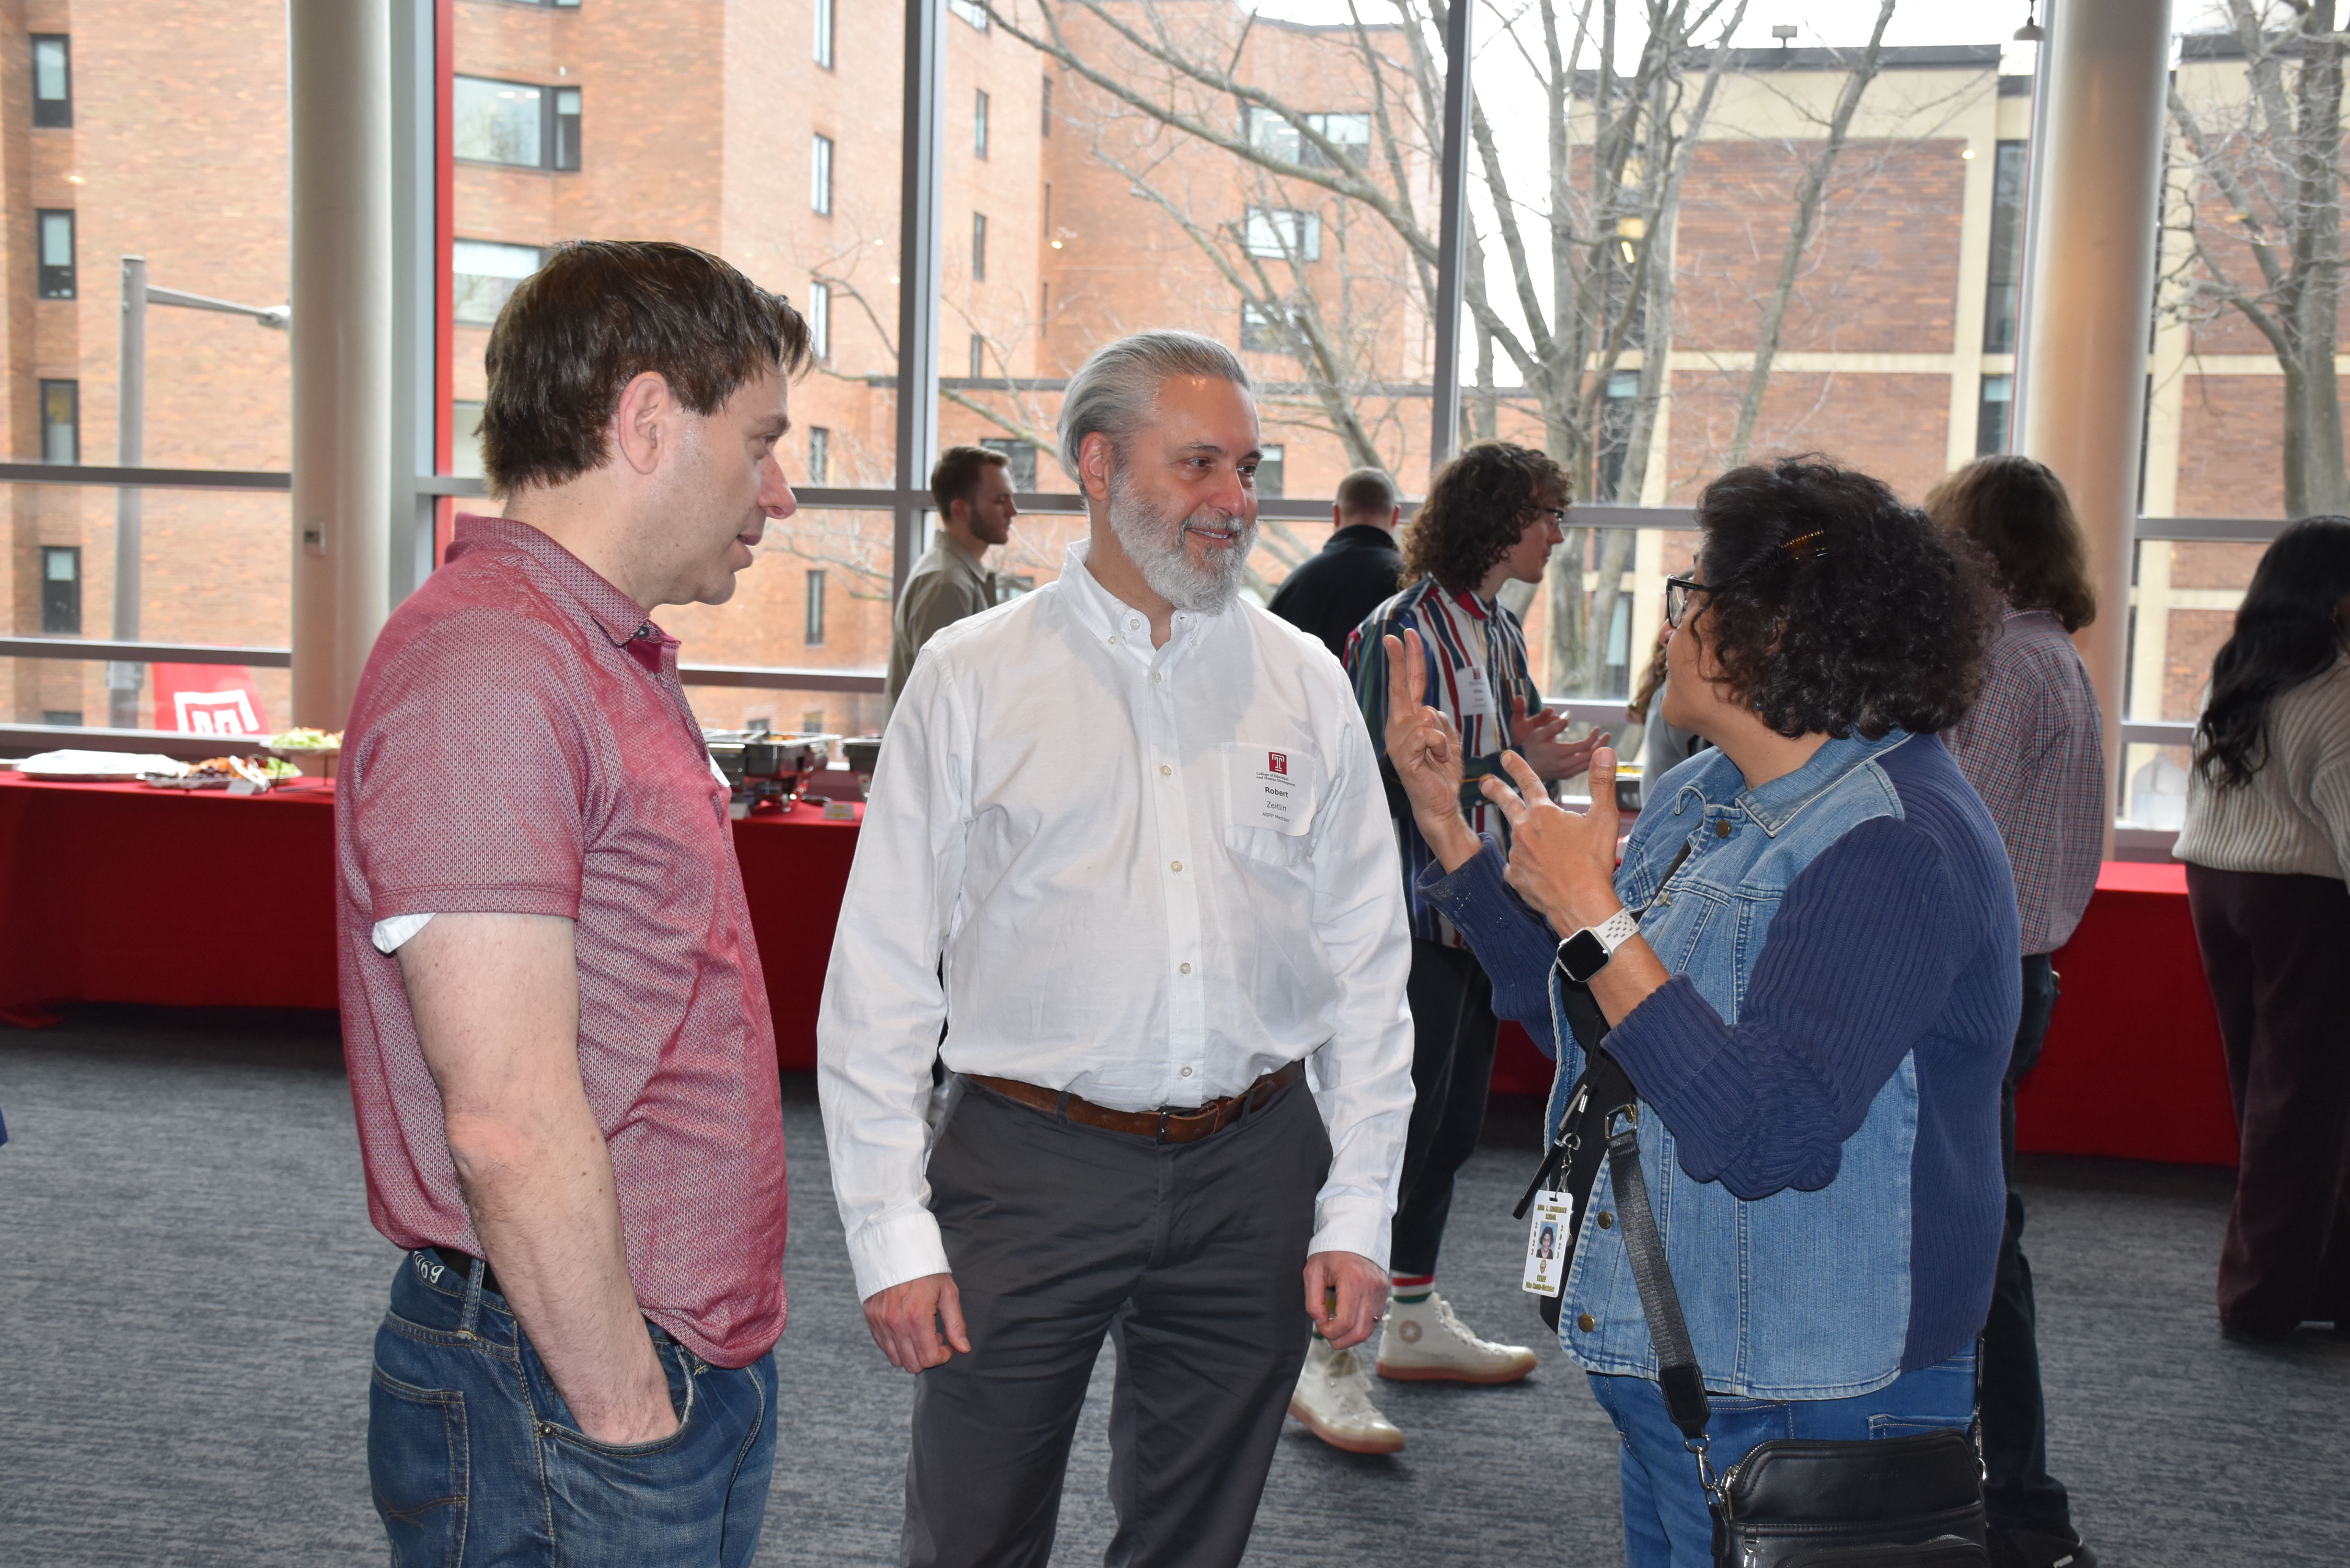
[1308,1194,1392,1273]
[371,912,436,955]
[1416,832,1508,918]
[845,1208,954,1302]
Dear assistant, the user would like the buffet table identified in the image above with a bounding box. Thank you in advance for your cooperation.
[0,773,2238,1165]
[0,775,860,1064]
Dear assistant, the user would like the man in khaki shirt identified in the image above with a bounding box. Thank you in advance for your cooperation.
[885,446,1019,712]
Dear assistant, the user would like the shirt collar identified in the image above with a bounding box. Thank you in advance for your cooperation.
[939,533,993,579]
[447,513,677,667]
[1667,729,1915,837]
[1055,538,1228,651]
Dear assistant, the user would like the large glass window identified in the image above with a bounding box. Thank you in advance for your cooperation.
[41,546,82,635]
[454,76,546,168]
[1983,140,2027,354]
[39,381,78,465]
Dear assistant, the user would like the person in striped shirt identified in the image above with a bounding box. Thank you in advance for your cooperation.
[1286,441,1607,1454]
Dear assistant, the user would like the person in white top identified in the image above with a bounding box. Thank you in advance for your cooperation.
[817,330,1415,1568]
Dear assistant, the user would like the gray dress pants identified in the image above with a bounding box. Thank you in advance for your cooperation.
[902,1074,1333,1568]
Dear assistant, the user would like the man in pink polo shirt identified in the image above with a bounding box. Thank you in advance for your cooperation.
[337,240,807,1565]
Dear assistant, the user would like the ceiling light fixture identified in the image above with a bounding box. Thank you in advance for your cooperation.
[2014,3,2043,42]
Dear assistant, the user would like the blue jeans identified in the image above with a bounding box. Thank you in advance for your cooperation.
[1589,1352,1976,1568]
[368,1249,778,1566]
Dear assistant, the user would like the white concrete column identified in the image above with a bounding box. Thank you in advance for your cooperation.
[289,0,394,729]
[2014,0,2174,854]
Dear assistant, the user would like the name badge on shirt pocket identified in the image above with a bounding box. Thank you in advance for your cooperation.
[1223,741,1317,836]
[1456,662,1497,719]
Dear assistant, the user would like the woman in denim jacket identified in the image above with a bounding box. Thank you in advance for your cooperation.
[1383,458,2018,1568]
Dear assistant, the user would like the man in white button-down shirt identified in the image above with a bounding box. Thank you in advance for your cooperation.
[818,330,1415,1568]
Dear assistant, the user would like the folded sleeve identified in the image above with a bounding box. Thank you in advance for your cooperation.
[1603,816,1965,1200]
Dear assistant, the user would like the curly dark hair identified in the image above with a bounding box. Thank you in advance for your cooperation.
[2193,516,2350,788]
[1924,455,2098,632]
[1399,441,1565,594]
[1687,457,2002,740]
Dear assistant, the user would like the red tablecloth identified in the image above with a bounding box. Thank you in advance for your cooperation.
[1487,859,2238,1166]
[0,773,2238,1166]
[0,775,861,1066]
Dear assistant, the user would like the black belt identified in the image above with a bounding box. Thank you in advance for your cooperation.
[431,1246,502,1297]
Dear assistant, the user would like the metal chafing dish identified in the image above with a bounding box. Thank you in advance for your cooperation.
[703,723,839,818]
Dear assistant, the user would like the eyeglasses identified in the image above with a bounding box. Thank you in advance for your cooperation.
[1664,575,1714,629]
[1523,506,1568,527]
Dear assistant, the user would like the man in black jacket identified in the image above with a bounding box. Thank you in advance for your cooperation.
[1269,468,1404,659]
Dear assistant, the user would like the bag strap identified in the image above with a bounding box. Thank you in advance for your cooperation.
[1600,1094,1713,1448]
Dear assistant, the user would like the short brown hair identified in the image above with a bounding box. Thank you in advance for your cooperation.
[931,445,1009,517]
[1400,442,1565,594]
[480,240,810,497]
[1335,467,1398,521]
[1923,455,2097,632]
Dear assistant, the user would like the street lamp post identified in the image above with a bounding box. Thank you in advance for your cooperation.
[106,255,290,728]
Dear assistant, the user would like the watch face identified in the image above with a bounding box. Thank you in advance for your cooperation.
[1558,928,1610,986]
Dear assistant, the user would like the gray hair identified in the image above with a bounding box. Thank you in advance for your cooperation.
[1055,329,1252,483]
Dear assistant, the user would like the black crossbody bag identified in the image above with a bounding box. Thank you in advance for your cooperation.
[1517,987,1987,1566]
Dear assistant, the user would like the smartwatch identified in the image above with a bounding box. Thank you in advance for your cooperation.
[1555,907,1641,986]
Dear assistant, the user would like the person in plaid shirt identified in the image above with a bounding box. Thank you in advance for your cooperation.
[1284,442,1606,1454]
[1932,455,2106,1568]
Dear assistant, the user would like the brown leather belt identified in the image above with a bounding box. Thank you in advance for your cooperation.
[969,1060,1303,1145]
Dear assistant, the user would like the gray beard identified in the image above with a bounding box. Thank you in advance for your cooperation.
[1107,470,1257,614]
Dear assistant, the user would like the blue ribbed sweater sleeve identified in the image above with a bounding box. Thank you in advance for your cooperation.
[1605,815,1964,1201]
[1418,835,1561,1047]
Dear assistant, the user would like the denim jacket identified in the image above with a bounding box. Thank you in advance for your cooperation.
[1545,731,1942,1400]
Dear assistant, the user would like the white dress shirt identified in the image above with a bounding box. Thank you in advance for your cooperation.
[818,539,1417,1300]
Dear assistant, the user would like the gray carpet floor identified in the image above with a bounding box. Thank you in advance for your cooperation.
[1,1006,2344,1566]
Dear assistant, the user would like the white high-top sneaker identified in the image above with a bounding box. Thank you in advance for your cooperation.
[1288,1334,1406,1453]
[1375,1292,1538,1384]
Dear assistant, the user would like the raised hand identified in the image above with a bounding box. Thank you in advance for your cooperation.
[1381,630,1480,870]
[1511,692,1612,785]
[1478,747,1626,935]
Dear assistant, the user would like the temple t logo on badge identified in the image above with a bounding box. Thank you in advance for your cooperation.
[1267,752,1288,776]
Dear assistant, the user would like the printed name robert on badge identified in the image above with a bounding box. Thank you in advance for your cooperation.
[1523,1189,1572,1297]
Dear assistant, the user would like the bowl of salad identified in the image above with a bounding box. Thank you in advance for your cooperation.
[266,727,343,778]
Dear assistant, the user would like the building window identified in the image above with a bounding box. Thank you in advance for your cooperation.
[949,0,988,30]
[1243,208,1321,262]
[809,426,831,485]
[1983,141,2026,354]
[811,133,834,214]
[969,332,986,378]
[452,240,543,327]
[36,210,74,299]
[1596,369,1639,499]
[453,77,580,171]
[39,380,77,465]
[1245,109,1369,170]
[975,89,990,159]
[981,437,1037,491]
[808,280,831,359]
[804,570,828,646]
[42,709,83,727]
[554,88,582,170]
[31,35,70,128]
[41,546,81,635]
[1042,76,1054,136]
[1240,301,1298,353]
[814,0,835,68]
[453,400,488,477]
[973,212,988,281]
[1977,373,2014,457]
[1255,443,1285,499]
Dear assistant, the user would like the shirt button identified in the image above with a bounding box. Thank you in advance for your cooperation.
[1152,672,1163,683]
[1714,820,1731,838]
[1129,618,1141,630]
[1108,636,1120,647]
[1160,764,1172,777]
[1576,1313,1597,1333]
[1180,1065,1194,1077]
[1597,1211,1615,1229]
[1179,962,1193,975]
[1171,860,1184,872]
